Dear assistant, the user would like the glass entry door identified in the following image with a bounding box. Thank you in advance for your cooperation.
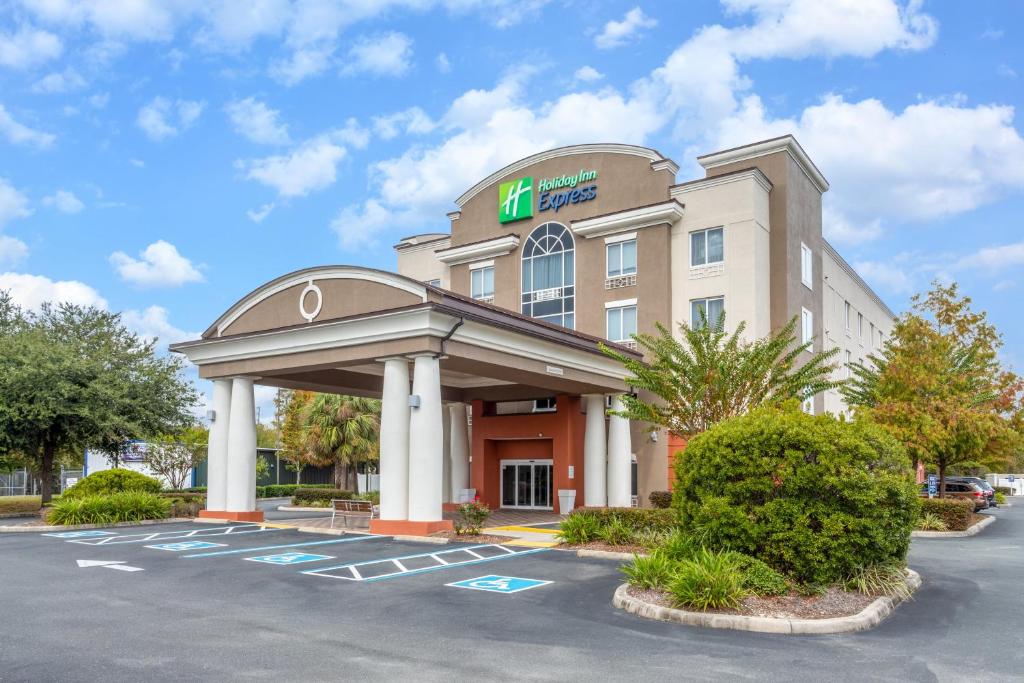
[500,460,553,510]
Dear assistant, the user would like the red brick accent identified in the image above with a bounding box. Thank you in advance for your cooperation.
[369,519,454,536]
[198,510,265,522]
[666,434,687,491]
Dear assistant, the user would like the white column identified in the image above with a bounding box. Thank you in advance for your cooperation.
[379,358,410,521]
[607,395,633,508]
[408,354,443,522]
[225,377,257,512]
[583,394,608,507]
[441,401,452,504]
[449,403,470,503]
[206,379,232,511]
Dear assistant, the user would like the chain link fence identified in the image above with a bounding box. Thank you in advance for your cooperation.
[0,468,84,496]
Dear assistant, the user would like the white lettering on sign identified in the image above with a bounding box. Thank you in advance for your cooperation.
[545,366,564,376]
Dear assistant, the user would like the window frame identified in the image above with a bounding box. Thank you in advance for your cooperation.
[605,237,638,278]
[470,264,494,301]
[690,296,725,330]
[532,397,557,413]
[801,307,814,350]
[605,302,638,342]
[844,300,851,334]
[690,227,725,267]
[520,222,576,329]
[800,242,813,289]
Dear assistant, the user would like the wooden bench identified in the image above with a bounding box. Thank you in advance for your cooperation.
[330,499,375,529]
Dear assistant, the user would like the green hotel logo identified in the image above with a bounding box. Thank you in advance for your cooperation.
[498,176,533,223]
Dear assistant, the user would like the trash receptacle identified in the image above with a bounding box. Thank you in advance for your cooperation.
[557,489,576,514]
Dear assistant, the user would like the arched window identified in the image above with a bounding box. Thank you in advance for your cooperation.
[521,222,575,329]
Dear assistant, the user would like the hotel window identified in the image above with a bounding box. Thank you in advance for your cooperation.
[878,329,884,348]
[858,312,864,344]
[844,301,851,333]
[470,265,494,302]
[869,322,875,349]
[606,238,637,278]
[691,296,725,330]
[800,242,813,289]
[845,350,853,379]
[691,227,724,267]
[532,397,557,413]
[606,303,638,342]
[425,278,441,287]
[801,388,814,415]
[521,222,575,329]
[801,307,813,349]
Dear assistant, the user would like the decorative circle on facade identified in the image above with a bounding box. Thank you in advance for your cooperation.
[299,280,323,322]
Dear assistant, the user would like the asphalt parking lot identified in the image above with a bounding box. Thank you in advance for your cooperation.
[1,503,1023,682]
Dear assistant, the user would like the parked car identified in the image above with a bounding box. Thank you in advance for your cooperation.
[948,476,997,507]
[919,481,989,511]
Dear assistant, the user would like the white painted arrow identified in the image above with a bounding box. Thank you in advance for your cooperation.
[76,560,144,572]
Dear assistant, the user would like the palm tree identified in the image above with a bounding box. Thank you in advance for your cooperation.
[304,394,381,491]
[602,311,839,439]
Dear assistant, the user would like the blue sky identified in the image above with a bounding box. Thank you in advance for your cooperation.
[1,0,1022,419]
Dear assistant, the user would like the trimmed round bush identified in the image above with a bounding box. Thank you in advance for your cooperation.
[919,497,973,531]
[673,405,919,585]
[63,469,162,500]
[649,491,672,509]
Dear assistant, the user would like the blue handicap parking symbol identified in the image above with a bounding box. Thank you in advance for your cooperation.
[43,530,116,538]
[244,552,334,565]
[446,575,552,594]
[145,541,227,551]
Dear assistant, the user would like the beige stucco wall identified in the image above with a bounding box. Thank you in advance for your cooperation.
[821,244,896,417]
[396,237,450,287]
[670,172,772,342]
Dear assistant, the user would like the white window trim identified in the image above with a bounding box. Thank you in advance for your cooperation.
[605,298,638,309]
[603,231,637,244]
[605,304,637,342]
[690,226,725,267]
[532,398,557,413]
[801,307,814,349]
[468,259,494,271]
[605,238,638,279]
[800,242,813,290]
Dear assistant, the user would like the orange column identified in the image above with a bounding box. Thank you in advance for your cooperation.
[666,433,687,491]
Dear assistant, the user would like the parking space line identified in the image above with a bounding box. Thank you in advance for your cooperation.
[182,534,388,558]
[66,525,270,545]
[302,544,549,583]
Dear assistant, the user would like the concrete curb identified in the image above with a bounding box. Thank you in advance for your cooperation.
[613,569,921,635]
[276,505,332,512]
[0,517,194,533]
[395,534,450,544]
[577,549,647,562]
[912,515,995,538]
[0,512,40,519]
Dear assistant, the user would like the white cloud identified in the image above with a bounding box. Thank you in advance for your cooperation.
[121,305,197,346]
[573,65,604,82]
[595,7,657,49]
[247,202,275,223]
[955,241,1024,271]
[343,32,413,77]
[998,63,1017,79]
[0,272,107,311]
[0,26,62,69]
[852,259,915,294]
[0,104,56,148]
[225,97,290,145]
[0,178,31,227]
[42,189,84,214]
[88,92,110,108]
[436,52,450,74]
[23,0,189,42]
[31,68,86,93]
[993,280,1015,293]
[109,240,204,287]
[268,44,335,85]
[714,94,1024,243]
[237,136,348,198]
[372,107,435,140]
[0,235,29,268]
[129,158,145,168]
[136,97,206,141]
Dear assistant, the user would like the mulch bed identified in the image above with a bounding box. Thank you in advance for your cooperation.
[431,531,513,544]
[560,541,648,554]
[626,585,878,620]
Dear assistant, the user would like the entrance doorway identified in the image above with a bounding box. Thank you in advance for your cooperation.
[500,460,553,510]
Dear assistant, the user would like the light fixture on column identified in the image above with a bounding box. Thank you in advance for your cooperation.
[206,410,216,422]
[408,394,421,409]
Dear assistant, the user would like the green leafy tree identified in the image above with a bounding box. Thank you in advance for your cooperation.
[304,394,381,491]
[0,293,197,502]
[843,282,1023,495]
[278,390,318,484]
[602,312,839,438]
[144,426,208,490]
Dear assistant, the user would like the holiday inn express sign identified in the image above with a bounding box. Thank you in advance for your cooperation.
[498,169,599,223]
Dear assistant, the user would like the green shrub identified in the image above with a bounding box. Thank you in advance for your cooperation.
[634,528,669,549]
[0,496,41,514]
[47,492,171,525]
[622,550,676,590]
[354,490,380,505]
[159,492,206,518]
[454,501,491,535]
[995,486,1013,496]
[186,486,207,493]
[565,507,679,532]
[845,564,913,600]
[291,488,353,505]
[728,553,788,596]
[64,470,162,499]
[668,549,746,611]
[919,498,973,531]
[659,529,701,562]
[557,513,602,544]
[994,492,1006,505]
[916,512,948,531]
[673,405,919,585]
[596,518,636,546]
[649,491,672,509]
